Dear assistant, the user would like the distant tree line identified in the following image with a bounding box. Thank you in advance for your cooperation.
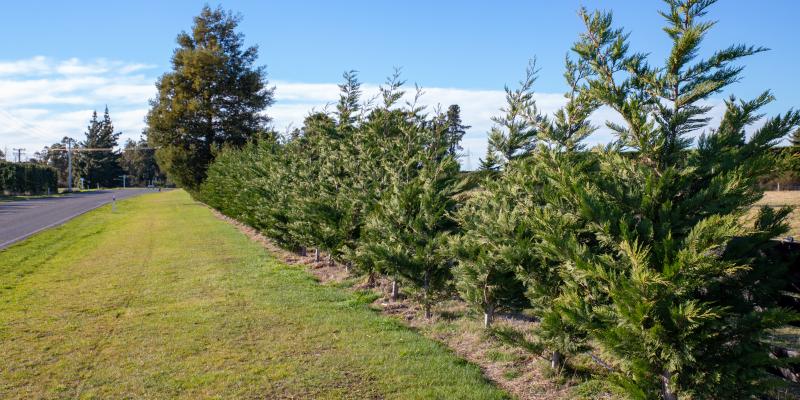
[149,2,800,399]
[0,161,57,195]
[33,108,164,189]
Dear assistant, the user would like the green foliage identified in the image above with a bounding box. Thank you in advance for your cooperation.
[454,59,599,374]
[529,1,800,397]
[361,135,465,317]
[450,179,530,327]
[120,138,163,186]
[201,137,296,246]
[201,71,468,318]
[146,5,274,192]
[0,161,57,195]
[40,137,72,187]
[452,148,543,329]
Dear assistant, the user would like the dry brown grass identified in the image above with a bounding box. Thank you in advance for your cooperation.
[757,191,800,207]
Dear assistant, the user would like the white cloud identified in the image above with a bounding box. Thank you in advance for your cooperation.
[93,83,156,104]
[0,56,741,167]
[0,56,50,76]
[273,81,342,102]
[0,57,157,160]
[118,63,157,75]
[55,58,110,76]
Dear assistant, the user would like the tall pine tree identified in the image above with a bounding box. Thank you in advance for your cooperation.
[146,6,274,191]
[444,104,470,156]
[78,108,122,188]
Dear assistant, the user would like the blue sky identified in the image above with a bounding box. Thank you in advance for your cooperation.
[1,0,798,167]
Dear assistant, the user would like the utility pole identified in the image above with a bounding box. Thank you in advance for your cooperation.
[66,139,74,192]
[119,174,127,188]
[12,148,25,162]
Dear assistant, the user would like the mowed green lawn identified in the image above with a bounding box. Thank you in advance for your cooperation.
[0,190,508,399]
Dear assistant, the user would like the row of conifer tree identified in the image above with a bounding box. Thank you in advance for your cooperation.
[188,2,800,399]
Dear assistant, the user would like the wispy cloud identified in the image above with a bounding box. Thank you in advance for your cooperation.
[0,56,51,76]
[0,57,157,160]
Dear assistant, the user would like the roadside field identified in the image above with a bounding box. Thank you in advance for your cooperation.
[755,190,800,238]
[0,190,507,399]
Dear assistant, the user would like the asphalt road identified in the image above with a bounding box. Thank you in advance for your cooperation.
[0,189,154,250]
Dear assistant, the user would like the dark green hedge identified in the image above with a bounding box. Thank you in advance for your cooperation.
[0,161,58,195]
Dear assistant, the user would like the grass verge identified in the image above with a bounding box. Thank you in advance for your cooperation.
[0,189,508,399]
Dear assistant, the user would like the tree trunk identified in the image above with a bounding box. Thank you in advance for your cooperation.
[328,254,334,267]
[299,247,307,257]
[345,261,351,273]
[314,248,320,262]
[423,270,432,319]
[551,350,564,372]
[390,279,399,301]
[660,370,677,400]
[483,305,495,329]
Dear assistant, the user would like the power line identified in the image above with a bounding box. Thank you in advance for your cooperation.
[11,148,26,162]
[0,109,54,141]
[51,143,158,192]
[45,146,160,153]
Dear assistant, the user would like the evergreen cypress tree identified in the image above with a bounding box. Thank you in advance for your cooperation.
[450,63,552,328]
[515,57,600,371]
[535,1,800,397]
[480,59,542,171]
[361,80,466,316]
[364,149,463,318]
[450,176,530,328]
[286,111,340,257]
[353,74,421,291]
[286,72,367,263]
